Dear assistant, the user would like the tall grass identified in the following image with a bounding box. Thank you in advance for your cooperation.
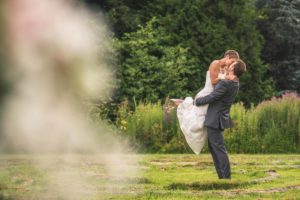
[116,95,300,153]
[226,94,300,153]
[116,99,189,153]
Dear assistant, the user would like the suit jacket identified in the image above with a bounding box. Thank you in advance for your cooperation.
[195,80,239,130]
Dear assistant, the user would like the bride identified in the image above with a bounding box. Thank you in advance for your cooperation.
[172,50,239,154]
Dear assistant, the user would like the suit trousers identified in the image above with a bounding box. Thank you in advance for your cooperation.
[207,126,231,179]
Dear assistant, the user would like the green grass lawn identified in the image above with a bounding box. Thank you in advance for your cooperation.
[0,154,299,200]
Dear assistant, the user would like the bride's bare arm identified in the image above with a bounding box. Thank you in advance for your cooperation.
[209,60,220,86]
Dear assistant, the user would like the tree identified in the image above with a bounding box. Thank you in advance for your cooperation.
[85,0,275,105]
[81,0,153,37]
[256,0,300,93]
[116,18,193,102]
[145,0,274,104]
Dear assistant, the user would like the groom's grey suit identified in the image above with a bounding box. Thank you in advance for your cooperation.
[195,79,239,179]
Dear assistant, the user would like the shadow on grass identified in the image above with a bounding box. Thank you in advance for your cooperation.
[166,180,255,191]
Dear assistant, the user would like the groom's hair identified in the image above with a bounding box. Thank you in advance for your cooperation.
[224,50,239,59]
[233,59,246,78]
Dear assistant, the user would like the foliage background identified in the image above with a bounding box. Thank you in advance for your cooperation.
[0,0,299,153]
[94,0,276,106]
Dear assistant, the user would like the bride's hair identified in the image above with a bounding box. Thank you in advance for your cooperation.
[224,50,239,59]
[233,59,246,78]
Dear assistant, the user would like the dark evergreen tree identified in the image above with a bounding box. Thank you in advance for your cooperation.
[151,0,275,104]
[81,0,153,37]
[256,0,300,93]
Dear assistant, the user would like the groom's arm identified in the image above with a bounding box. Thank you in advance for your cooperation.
[195,80,228,106]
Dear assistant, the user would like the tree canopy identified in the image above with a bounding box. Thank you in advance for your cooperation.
[96,0,275,105]
[256,0,300,93]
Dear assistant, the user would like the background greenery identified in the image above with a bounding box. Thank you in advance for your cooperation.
[82,0,300,153]
[256,0,300,93]
[0,0,299,153]
[94,0,276,106]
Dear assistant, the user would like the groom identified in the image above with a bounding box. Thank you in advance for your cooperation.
[195,59,246,179]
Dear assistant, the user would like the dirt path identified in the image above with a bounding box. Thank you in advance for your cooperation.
[251,169,279,183]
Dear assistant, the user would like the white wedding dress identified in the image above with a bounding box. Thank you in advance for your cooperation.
[177,71,214,154]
